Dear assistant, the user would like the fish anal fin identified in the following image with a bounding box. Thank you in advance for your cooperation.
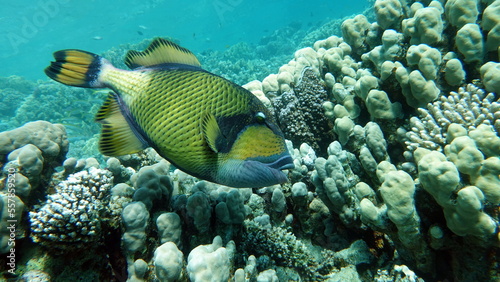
[124,38,201,69]
[95,92,120,122]
[201,112,227,153]
[96,92,148,156]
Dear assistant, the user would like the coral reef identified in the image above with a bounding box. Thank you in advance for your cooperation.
[272,67,335,153]
[406,83,500,152]
[0,121,68,164]
[187,236,234,282]
[153,241,184,281]
[29,167,113,248]
[1,0,500,281]
[0,78,103,159]
[0,121,69,254]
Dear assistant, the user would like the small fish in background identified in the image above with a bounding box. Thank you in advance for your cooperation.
[137,25,147,36]
[93,36,103,40]
[44,38,294,188]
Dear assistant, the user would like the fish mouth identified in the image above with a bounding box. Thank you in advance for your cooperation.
[216,153,295,188]
[264,155,295,171]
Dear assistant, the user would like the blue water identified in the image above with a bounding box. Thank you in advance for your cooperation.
[1,0,370,80]
[3,1,500,281]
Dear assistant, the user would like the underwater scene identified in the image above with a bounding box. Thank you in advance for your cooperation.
[1,0,500,281]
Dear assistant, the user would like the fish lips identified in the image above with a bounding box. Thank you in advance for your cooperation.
[218,154,294,188]
[262,154,295,172]
[256,154,295,185]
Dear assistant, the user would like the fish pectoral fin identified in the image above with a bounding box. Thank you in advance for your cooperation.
[124,38,201,69]
[96,92,149,156]
[201,112,227,153]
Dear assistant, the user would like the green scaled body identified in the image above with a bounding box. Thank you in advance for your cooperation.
[45,38,294,188]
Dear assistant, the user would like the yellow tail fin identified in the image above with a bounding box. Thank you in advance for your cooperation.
[44,49,107,88]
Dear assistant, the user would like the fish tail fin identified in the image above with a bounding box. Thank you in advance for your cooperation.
[44,49,110,88]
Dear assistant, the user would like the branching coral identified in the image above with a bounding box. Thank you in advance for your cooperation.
[29,167,113,248]
[405,84,500,152]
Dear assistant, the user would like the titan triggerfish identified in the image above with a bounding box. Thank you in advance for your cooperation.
[44,38,294,188]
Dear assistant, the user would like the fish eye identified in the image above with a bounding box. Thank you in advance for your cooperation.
[255,112,266,123]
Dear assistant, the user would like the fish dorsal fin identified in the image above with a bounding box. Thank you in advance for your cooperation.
[124,38,201,69]
[201,112,227,153]
[95,92,149,156]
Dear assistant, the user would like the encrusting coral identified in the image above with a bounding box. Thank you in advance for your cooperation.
[272,67,334,153]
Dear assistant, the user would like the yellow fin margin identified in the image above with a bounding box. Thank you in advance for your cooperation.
[201,112,223,153]
[96,92,148,156]
[124,38,201,69]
